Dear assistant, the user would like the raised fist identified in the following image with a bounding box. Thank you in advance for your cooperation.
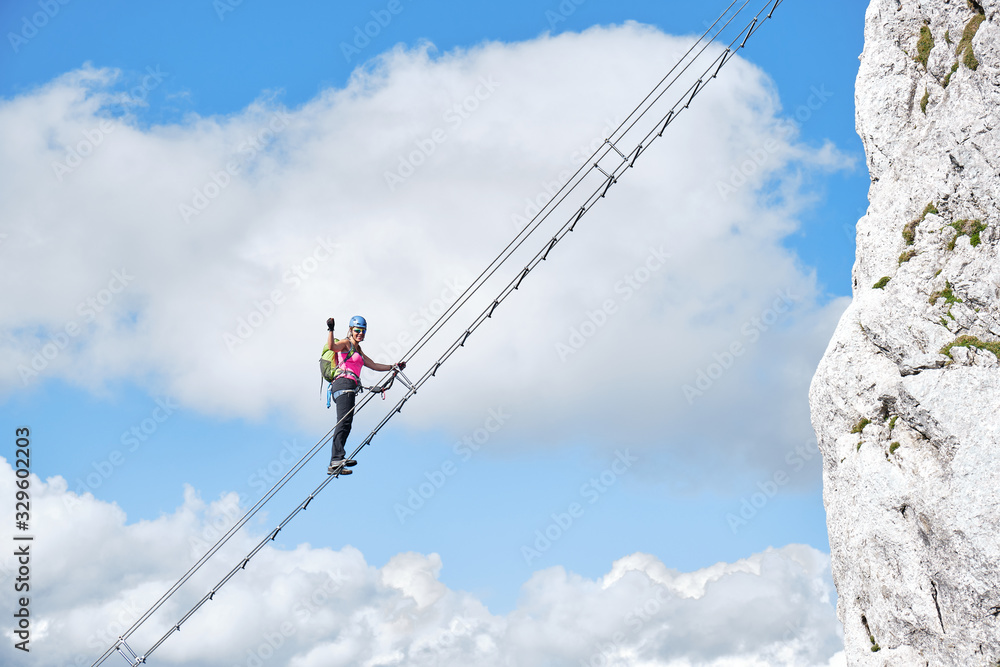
[327,318,336,331]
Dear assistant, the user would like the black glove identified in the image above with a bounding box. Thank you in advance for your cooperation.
[327,318,336,332]
[396,361,406,370]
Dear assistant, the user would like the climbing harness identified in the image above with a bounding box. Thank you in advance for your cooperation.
[326,365,415,406]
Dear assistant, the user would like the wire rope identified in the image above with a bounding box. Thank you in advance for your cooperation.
[90,1,781,663]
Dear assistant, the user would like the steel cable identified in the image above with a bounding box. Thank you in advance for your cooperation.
[90,1,781,663]
[394,0,752,367]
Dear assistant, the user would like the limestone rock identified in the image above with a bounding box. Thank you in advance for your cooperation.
[809,0,1000,664]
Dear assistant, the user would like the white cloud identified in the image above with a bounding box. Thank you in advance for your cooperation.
[0,459,843,666]
[0,23,850,482]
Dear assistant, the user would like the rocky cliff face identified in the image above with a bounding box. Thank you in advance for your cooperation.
[809,0,1000,664]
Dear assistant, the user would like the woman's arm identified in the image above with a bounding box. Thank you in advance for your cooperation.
[325,318,337,351]
[329,338,352,352]
[361,351,394,372]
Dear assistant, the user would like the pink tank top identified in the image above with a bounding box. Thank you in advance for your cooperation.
[336,346,364,382]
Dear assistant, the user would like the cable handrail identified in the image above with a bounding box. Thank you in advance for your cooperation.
[90,1,782,663]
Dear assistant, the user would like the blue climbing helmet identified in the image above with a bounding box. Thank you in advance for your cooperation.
[349,315,367,332]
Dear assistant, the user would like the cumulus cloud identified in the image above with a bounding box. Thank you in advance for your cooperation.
[0,23,850,482]
[0,460,843,666]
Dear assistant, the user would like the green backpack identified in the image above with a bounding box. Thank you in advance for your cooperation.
[319,340,339,384]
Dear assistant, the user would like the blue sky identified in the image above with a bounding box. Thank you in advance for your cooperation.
[0,1,868,665]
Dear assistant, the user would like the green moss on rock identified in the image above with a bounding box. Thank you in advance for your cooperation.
[956,13,985,71]
[929,281,962,305]
[944,62,959,87]
[964,44,980,70]
[915,24,934,68]
[903,202,938,245]
[947,218,987,249]
[940,335,1000,360]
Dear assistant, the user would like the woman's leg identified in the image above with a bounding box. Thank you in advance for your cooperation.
[330,378,356,462]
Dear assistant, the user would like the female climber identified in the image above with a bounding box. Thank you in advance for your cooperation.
[324,315,405,475]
